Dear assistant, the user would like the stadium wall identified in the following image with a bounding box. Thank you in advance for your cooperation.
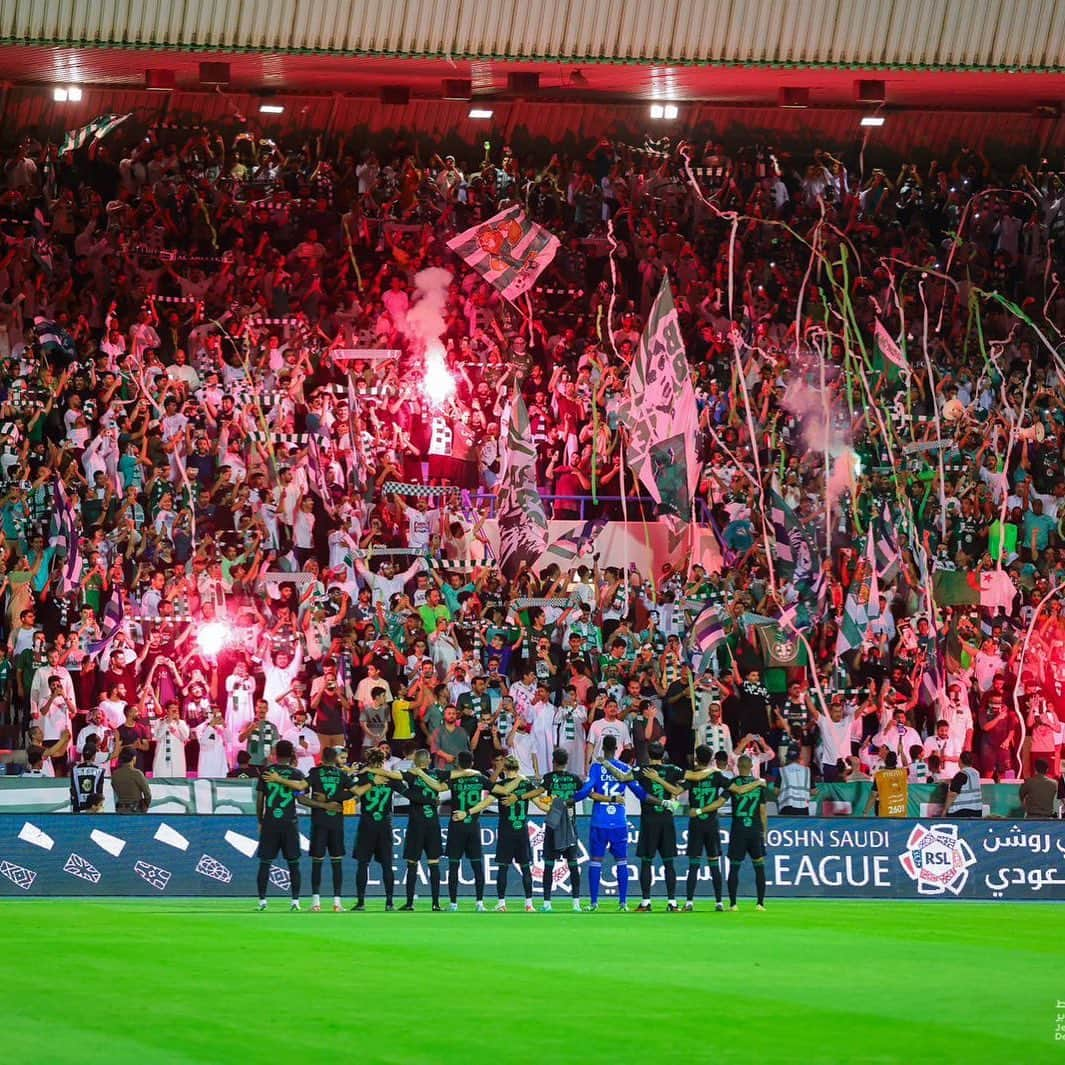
[1,814,1061,900]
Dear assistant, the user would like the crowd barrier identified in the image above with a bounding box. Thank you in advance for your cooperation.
[0,779,1033,818]
[0,814,1061,900]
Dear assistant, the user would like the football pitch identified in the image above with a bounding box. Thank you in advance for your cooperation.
[5,898,1056,1063]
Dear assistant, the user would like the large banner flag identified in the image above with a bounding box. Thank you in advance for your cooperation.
[447,205,560,301]
[497,395,547,579]
[60,113,132,156]
[616,278,700,520]
[836,534,878,656]
[51,480,83,594]
[87,589,125,656]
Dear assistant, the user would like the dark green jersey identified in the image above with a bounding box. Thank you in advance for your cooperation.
[403,767,447,821]
[307,764,351,823]
[449,771,491,821]
[495,776,540,834]
[541,770,583,803]
[688,770,731,822]
[357,772,402,822]
[634,763,685,819]
[456,691,492,718]
[729,775,767,829]
[257,764,305,823]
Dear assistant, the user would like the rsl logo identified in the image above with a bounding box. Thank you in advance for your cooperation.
[898,823,976,896]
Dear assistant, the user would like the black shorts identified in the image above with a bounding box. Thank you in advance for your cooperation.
[354,819,394,863]
[496,827,532,866]
[258,820,300,862]
[727,824,766,863]
[685,818,722,859]
[446,820,482,860]
[542,826,579,863]
[310,820,345,859]
[636,816,678,860]
[403,816,443,861]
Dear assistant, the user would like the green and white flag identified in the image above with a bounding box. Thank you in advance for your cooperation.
[836,534,878,656]
[874,318,908,373]
[754,622,809,668]
[60,113,132,156]
[447,205,559,301]
[497,395,547,579]
[616,278,700,521]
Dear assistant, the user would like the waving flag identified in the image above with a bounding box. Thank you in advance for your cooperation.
[60,113,132,156]
[87,589,125,655]
[691,603,727,654]
[497,396,547,579]
[616,278,700,521]
[32,318,78,365]
[874,319,908,373]
[51,480,83,594]
[873,501,902,585]
[305,433,336,514]
[447,205,559,301]
[836,535,878,656]
[767,487,818,582]
[545,517,607,565]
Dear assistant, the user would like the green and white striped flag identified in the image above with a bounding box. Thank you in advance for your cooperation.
[447,205,559,301]
[497,395,547,579]
[60,113,132,155]
[615,278,700,521]
[836,534,878,656]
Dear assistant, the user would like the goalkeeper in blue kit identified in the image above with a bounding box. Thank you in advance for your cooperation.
[573,735,649,911]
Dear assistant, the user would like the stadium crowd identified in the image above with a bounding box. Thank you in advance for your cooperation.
[1,114,1064,814]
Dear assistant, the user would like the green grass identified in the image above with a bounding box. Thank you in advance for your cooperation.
[4,899,1057,1063]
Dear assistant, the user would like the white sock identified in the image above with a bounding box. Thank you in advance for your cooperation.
[642,898,650,905]
[312,894,320,907]
[334,896,341,907]
[668,898,676,905]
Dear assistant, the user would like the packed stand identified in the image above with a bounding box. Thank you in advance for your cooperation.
[0,120,1063,810]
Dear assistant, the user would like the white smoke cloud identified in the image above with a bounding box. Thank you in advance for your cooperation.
[403,267,453,355]
[781,376,856,507]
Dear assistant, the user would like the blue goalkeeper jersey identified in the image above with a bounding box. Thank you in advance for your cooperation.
[575,761,647,828]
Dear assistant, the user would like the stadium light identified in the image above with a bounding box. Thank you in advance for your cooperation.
[468,108,494,119]
[53,86,82,102]
[259,103,285,114]
[860,115,885,127]
[650,104,678,120]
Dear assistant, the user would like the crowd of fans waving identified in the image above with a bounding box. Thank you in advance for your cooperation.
[2,117,1065,806]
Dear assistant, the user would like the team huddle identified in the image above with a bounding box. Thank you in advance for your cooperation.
[254,736,769,913]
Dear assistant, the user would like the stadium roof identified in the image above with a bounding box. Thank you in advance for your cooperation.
[1,0,1065,115]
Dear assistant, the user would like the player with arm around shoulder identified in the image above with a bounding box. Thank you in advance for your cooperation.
[725,754,769,912]
[572,734,648,911]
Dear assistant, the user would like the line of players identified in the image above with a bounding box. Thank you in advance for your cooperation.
[254,735,769,913]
